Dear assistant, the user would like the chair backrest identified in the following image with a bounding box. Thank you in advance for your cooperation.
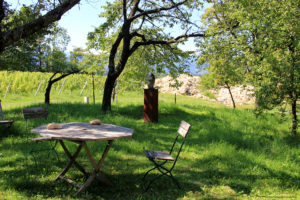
[22,107,48,120]
[177,120,191,138]
[0,100,4,120]
[169,121,191,168]
[22,107,48,139]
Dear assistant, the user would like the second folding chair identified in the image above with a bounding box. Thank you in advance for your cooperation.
[142,120,191,191]
[22,107,60,167]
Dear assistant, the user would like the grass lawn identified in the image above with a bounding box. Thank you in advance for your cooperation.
[0,90,299,199]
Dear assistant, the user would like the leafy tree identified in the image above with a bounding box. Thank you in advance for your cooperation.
[44,49,80,104]
[199,0,299,135]
[197,35,245,108]
[88,0,205,111]
[0,0,81,54]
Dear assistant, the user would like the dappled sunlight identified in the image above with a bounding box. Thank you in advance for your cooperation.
[0,92,299,199]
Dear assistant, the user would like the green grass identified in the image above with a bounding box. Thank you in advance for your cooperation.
[0,90,299,200]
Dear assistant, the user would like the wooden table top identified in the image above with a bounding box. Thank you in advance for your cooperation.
[31,122,134,141]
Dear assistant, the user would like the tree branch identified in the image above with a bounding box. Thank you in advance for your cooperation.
[129,0,188,21]
[129,32,205,56]
[0,0,81,52]
[51,70,79,83]
[123,0,127,21]
[128,0,140,19]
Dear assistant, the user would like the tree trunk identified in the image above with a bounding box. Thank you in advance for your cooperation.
[291,97,298,136]
[45,80,54,104]
[102,74,117,112]
[44,72,76,104]
[225,82,236,109]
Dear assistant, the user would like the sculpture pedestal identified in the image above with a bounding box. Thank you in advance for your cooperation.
[144,89,158,122]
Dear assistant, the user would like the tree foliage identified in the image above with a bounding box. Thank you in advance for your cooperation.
[0,0,81,53]
[198,0,299,135]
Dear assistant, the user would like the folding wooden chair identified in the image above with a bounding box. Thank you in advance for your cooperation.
[22,107,60,165]
[0,100,13,129]
[142,120,191,191]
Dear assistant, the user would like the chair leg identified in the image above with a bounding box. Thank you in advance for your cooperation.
[142,166,157,191]
[142,160,182,191]
[169,171,181,189]
[143,173,166,192]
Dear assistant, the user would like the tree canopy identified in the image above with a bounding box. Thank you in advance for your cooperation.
[197,0,299,135]
[0,0,81,53]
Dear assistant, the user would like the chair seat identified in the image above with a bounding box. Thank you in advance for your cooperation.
[144,150,174,161]
[30,137,53,142]
[0,120,13,125]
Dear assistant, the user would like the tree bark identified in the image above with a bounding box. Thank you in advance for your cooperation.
[45,80,54,104]
[45,72,77,104]
[45,73,57,104]
[102,74,117,112]
[225,82,236,109]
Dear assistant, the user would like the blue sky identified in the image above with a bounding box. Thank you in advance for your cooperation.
[8,0,207,52]
[7,0,209,74]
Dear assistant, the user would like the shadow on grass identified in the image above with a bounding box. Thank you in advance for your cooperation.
[1,101,299,199]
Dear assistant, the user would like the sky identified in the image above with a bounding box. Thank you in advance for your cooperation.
[8,0,205,52]
[7,0,209,73]
[57,0,106,52]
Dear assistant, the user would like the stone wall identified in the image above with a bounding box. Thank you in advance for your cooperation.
[154,74,255,106]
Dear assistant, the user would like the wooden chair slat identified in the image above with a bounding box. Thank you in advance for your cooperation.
[177,120,191,137]
[0,100,14,127]
[29,137,53,142]
[22,107,48,119]
[144,150,174,161]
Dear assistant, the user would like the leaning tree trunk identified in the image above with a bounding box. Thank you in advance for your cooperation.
[45,80,54,104]
[291,96,298,136]
[44,72,77,104]
[102,74,117,112]
[225,82,236,109]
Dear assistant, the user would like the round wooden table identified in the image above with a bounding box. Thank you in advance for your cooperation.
[31,122,134,195]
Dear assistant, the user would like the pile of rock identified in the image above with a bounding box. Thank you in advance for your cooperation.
[154,74,255,106]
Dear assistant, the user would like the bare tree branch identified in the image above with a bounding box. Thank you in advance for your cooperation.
[123,0,127,21]
[128,0,140,19]
[129,32,205,55]
[129,0,188,21]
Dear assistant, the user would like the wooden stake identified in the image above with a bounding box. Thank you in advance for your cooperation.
[80,81,88,96]
[92,74,95,104]
[4,82,12,98]
[58,79,66,95]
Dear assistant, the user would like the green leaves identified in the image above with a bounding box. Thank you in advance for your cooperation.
[198,0,299,134]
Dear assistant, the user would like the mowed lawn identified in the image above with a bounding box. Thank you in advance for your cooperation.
[0,91,299,200]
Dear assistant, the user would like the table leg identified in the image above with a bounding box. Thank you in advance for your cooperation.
[55,140,84,181]
[59,140,89,176]
[76,140,113,195]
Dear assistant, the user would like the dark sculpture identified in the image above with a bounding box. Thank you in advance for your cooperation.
[147,73,155,89]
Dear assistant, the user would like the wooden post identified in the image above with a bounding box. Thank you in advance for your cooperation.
[4,82,12,98]
[92,74,95,104]
[35,80,43,96]
[58,79,66,95]
[80,81,88,96]
[144,89,158,122]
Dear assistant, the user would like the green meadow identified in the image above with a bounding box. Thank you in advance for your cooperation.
[0,88,299,200]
